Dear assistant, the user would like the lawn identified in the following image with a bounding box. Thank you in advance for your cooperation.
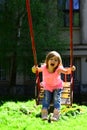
[0,100,87,130]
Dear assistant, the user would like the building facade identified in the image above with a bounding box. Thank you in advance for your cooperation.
[61,0,87,103]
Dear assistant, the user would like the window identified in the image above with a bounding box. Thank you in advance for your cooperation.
[0,0,5,6]
[0,66,6,80]
[58,0,80,27]
[0,0,5,14]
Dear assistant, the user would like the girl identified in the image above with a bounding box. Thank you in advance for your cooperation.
[32,51,76,121]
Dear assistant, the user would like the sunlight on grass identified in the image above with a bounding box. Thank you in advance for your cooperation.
[0,100,87,130]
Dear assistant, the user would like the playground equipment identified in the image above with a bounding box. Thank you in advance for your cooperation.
[26,0,74,106]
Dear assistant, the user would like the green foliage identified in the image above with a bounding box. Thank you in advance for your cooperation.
[0,100,87,130]
[30,0,68,63]
[0,0,33,74]
[0,0,68,77]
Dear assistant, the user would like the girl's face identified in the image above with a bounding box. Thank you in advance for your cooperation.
[48,56,59,70]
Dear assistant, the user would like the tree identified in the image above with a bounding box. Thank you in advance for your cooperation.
[0,0,68,87]
[0,0,31,86]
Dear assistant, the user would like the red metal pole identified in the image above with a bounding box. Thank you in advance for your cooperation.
[70,0,73,67]
[26,0,37,66]
[26,0,40,105]
[69,0,73,105]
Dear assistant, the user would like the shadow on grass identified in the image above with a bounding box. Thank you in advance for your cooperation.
[0,96,34,107]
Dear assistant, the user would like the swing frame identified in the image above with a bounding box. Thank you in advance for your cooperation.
[26,0,74,106]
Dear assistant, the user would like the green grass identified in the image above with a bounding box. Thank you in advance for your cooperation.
[0,100,87,130]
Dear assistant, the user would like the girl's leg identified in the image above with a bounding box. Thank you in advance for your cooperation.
[42,90,52,109]
[41,90,51,120]
[52,89,62,121]
[53,89,62,110]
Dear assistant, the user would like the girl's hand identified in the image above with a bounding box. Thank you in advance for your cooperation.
[32,66,38,73]
[71,65,76,71]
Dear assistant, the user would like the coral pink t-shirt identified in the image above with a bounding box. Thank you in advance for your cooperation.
[40,64,63,92]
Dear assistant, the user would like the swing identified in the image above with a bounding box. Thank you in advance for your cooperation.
[36,76,73,106]
[26,0,73,106]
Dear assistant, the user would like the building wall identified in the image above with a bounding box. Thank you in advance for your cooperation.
[81,58,87,84]
[60,1,87,102]
[80,1,87,86]
[81,0,87,44]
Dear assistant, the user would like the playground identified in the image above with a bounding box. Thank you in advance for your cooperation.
[0,0,87,129]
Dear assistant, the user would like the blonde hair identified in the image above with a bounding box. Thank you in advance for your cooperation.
[45,51,62,68]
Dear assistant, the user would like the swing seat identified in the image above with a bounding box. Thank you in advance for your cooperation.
[61,82,72,105]
[35,81,72,106]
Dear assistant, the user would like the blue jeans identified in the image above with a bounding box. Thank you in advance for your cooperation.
[42,89,62,110]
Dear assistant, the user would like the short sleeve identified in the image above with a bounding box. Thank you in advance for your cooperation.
[40,63,46,71]
[57,65,64,71]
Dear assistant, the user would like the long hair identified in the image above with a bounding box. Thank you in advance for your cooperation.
[45,51,63,68]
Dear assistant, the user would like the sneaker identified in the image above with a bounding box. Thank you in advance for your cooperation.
[51,108,60,121]
[41,109,48,120]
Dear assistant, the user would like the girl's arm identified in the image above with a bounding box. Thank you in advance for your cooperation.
[32,65,42,73]
[57,65,76,75]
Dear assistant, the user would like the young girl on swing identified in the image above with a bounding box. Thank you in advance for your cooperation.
[32,51,76,121]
